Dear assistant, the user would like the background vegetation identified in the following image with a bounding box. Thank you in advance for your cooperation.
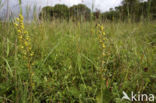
[39,0,156,21]
[0,0,156,103]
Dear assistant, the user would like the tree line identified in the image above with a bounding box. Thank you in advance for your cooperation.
[39,4,91,21]
[39,0,156,21]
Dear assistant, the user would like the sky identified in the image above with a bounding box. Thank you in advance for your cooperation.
[0,0,123,19]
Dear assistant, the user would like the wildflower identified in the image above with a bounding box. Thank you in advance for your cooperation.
[100,26,104,31]
[24,41,28,46]
[30,52,34,57]
[97,24,107,50]
[14,14,34,60]
[97,24,107,76]
[14,23,18,27]
[17,30,21,33]
[102,43,106,48]
[97,24,112,88]
[16,18,19,21]
[19,14,24,20]
[102,31,105,35]
[26,36,30,41]
[18,35,22,39]
[21,25,24,29]
[20,46,24,49]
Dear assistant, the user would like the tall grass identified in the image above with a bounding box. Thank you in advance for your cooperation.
[0,19,155,102]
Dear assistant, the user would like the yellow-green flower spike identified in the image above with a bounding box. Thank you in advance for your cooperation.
[14,14,34,60]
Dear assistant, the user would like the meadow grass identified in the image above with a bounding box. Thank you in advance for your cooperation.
[0,20,156,103]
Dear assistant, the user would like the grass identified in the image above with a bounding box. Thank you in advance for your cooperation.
[0,20,156,103]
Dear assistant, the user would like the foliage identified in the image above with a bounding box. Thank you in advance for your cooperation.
[69,4,91,21]
[39,4,69,20]
[39,0,156,22]
[102,0,156,21]
[39,4,91,21]
[0,19,155,102]
[53,4,69,20]
[39,4,69,21]
[39,6,54,20]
